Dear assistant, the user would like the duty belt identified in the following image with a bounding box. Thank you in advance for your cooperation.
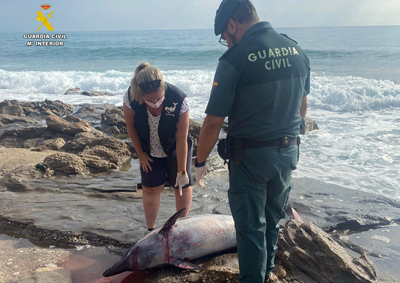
[242,137,297,149]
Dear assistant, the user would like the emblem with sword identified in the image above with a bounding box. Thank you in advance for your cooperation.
[37,10,54,32]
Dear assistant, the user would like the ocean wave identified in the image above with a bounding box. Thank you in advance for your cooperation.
[1,69,400,113]
[309,74,400,112]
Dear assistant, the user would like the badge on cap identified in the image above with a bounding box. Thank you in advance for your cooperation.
[213,81,219,87]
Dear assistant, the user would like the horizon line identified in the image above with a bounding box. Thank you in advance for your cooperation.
[1,24,400,33]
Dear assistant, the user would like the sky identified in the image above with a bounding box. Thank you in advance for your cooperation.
[0,0,399,32]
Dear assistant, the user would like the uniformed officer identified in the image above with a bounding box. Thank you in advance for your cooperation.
[195,0,310,282]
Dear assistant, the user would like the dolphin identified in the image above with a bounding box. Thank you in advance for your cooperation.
[103,208,237,277]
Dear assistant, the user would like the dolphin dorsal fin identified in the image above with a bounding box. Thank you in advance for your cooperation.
[159,207,186,235]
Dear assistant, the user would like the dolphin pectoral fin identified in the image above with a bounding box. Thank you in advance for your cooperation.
[103,256,132,277]
[170,259,203,270]
[291,207,303,223]
[159,207,186,235]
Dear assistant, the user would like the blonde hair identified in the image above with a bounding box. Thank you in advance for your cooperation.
[130,62,166,104]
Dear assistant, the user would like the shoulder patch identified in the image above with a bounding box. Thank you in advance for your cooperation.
[280,33,298,44]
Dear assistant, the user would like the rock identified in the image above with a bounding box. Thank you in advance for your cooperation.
[81,145,122,165]
[3,176,32,192]
[101,107,127,133]
[300,118,319,135]
[0,236,70,283]
[19,267,72,283]
[81,90,106,96]
[36,137,66,151]
[0,126,49,147]
[79,153,118,171]
[0,105,24,117]
[18,100,74,117]
[63,131,105,152]
[64,87,80,95]
[0,114,38,125]
[44,153,87,175]
[74,103,115,123]
[277,220,377,283]
[45,114,94,134]
[189,119,201,156]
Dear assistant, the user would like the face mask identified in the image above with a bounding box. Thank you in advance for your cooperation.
[144,96,165,108]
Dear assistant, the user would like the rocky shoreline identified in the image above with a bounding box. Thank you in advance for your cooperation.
[0,98,398,283]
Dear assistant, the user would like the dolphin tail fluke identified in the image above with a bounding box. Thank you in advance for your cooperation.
[159,207,186,235]
[103,256,132,277]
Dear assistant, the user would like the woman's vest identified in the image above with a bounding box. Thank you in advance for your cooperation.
[129,82,190,156]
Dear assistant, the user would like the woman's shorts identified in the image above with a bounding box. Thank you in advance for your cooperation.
[140,147,193,189]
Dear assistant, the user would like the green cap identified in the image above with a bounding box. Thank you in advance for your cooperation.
[214,0,241,36]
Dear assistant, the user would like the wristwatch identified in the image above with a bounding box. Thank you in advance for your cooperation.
[178,171,187,175]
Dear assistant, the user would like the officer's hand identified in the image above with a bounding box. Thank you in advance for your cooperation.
[175,173,189,196]
[138,152,153,173]
[195,164,207,190]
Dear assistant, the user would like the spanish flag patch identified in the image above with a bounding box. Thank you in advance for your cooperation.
[213,81,218,87]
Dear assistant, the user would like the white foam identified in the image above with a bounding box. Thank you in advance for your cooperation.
[310,74,400,112]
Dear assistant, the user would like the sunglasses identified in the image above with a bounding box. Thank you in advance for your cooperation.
[219,36,228,47]
[138,79,161,93]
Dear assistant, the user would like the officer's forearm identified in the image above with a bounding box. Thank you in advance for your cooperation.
[197,115,225,163]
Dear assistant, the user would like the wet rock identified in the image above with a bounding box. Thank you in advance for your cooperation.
[19,266,72,283]
[0,105,24,117]
[79,153,118,171]
[44,152,88,175]
[38,137,66,151]
[277,220,377,283]
[0,114,38,125]
[101,107,127,133]
[81,145,122,165]
[19,100,73,117]
[0,236,70,283]
[74,103,115,123]
[300,118,319,135]
[64,87,80,95]
[3,176,32,192]
[0,126,49,147]
[63,131,105,152]
[81,90,106,96]
[328,216,393,233]
[45,114,94,135]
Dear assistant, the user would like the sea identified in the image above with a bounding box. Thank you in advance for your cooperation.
[1,25,400,200]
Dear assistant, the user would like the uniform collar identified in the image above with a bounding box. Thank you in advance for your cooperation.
[242,21,273,40]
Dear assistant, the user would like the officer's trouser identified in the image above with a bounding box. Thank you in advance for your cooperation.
[228,145,298,283]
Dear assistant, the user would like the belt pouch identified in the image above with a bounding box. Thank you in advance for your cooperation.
[217,138,233,164]
[233,138,244,166]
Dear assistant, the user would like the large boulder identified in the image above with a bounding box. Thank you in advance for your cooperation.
[0,114,38,126]
[74,103,115,123]
[0,105,24,117]
[19,100,73,117]
[101,107,127,133]
[45,114,94,135]
[277,220,377,283]
[44,153,87,175]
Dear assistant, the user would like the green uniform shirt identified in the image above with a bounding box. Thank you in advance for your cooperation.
[206,21,310,140]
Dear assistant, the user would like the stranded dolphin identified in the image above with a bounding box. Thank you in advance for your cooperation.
[103,208,237,277]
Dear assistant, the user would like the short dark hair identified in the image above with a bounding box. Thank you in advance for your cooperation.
[231,0,259,24]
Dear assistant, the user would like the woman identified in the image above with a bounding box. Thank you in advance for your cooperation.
[123,62,193,234]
